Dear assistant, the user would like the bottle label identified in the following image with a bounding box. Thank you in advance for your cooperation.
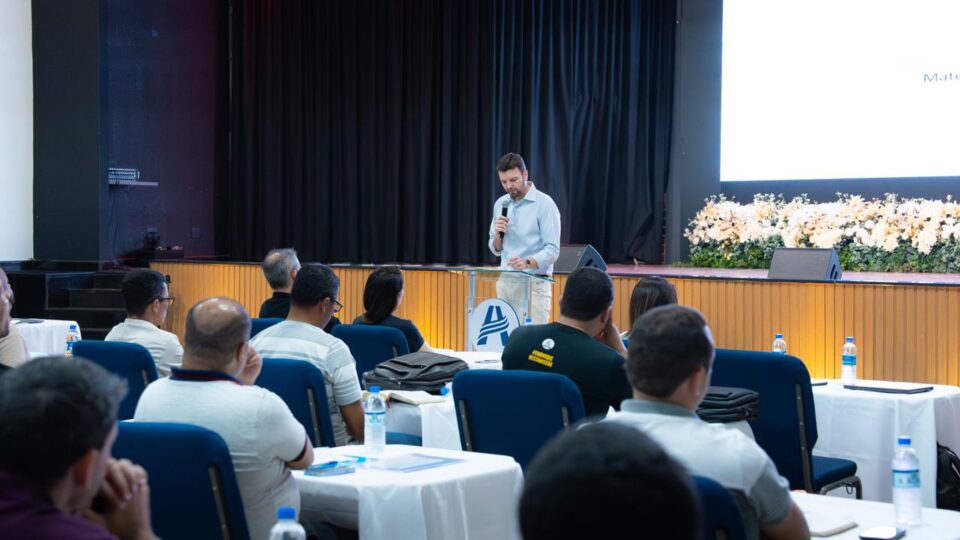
[365,411,385,426]
[842,354,856,366]
[893,469,920,489]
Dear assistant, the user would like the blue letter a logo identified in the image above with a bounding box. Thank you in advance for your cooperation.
[478,305,511,346]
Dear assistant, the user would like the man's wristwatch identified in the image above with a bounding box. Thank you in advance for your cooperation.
[525,258,534,269]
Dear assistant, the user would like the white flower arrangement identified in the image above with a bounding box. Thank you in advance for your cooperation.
[685,194,960,272]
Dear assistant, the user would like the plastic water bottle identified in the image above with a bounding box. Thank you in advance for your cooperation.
[893,436,922,527]
[268,507,306,540]
[64,325,81,357]
[364,386,386,455]
[772,334,787,354]
[841,337,857,385]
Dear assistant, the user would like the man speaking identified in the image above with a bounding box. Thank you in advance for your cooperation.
[488,152,561,324]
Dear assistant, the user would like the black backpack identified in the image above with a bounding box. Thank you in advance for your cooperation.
[937,443,960,510]
[362,351,468,394]
[696,386,760,424]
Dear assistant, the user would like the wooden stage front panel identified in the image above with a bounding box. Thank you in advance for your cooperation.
[152,261,960,386]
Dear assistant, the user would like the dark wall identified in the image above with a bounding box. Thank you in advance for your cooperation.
[33,0,105,261]
[32,0,225,263]
[665,0,721,262]
[102,0,225,259]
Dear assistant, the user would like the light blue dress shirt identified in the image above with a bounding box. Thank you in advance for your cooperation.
[488,183,561,275]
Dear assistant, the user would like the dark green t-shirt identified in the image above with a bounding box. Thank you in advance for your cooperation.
[501,322,631,417]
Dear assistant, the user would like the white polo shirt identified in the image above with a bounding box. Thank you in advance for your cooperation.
[105,318,183,376]
[606,400,792,527]
[133,368,308,540]
[250,320,363,446]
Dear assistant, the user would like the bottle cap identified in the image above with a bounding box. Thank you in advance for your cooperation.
[277,506,296,520]
[440,386,449,396]
[369,386,380,393]
[845,336,854,342]
[897,436,911,446]
[70,324,78,330]
[775,334,783,339]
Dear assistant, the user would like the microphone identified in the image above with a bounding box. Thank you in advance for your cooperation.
[499,204,509,239]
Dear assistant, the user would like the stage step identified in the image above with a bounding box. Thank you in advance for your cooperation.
[68,288,124,309]
[93,271,128,289]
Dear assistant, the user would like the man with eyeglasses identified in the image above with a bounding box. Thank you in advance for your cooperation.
[0,268,29,370]
[105,269,183,376]
[250,264,364,446]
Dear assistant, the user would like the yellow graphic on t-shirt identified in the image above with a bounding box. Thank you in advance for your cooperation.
[529,349,554,368]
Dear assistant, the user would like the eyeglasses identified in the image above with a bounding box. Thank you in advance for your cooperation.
[331,299,343,313]
[155,296,176,305]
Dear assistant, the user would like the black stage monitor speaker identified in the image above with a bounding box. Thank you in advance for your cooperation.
[767,248,842,282]
[554,244,607,273]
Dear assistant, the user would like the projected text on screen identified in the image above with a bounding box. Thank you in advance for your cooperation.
[720,0,960,182]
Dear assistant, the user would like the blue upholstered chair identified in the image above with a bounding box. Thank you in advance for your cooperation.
[73,341,158,420]
[249,317,284,338]
[710,349,863,497]
[113,422,250,540]
[256,358,336,447]
[257,358,420,447]
[331,324,409,384]
[693,476,748,540]
[452,370,585,470]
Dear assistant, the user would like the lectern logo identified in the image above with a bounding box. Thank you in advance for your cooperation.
[468,299,521,352]
[478,306,510,346]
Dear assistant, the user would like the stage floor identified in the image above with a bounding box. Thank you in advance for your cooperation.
[606,264,960,286]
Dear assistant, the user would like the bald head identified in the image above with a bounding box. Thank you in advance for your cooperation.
[184,298,251,368]
[0,269,12,338]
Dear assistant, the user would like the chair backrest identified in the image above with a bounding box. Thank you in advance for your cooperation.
[250,317,284,338]
[693,476,748,540]
[74,340,159,420]
[452,370,585,469]
[710,349,817,490]
[331,324,409,383]
[113,422,250,540]
[255,358,336,447]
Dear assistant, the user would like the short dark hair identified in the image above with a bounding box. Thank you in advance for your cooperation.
[361,266,403,324]
[0,357,127,489]
[626,305,714,398]
[262,248,300,289]
[184,298,251,368]
[120,269,167,316]
[497,152,527,173]
[559,267,614,321]
[291,264,340,308]
[520,422,700,540]
[628,276,678,329]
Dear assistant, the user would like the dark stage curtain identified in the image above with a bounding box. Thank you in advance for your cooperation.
[228,0,676,264]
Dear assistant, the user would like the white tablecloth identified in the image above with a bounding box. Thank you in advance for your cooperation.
[434,349,502,370]
[387,398,462,450]
[795,492,960,539]
[295,445,523,540]
[812,380,960,506]
[13,319,81,356]
[384,351,502,451]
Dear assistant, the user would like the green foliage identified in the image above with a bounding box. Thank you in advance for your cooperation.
[690,239,960,273]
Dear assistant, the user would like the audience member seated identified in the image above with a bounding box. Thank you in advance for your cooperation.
[259,248,340,333]
[501,267,630,417]
[251,264,364,446]
[353,266,432,352]
[607,305,809,540]
[0,357,156,540]
[621,275,677,341]
[134,297,313,540]
[0,269,27,370]
[105,269,182,376]
[519,422,699,540]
